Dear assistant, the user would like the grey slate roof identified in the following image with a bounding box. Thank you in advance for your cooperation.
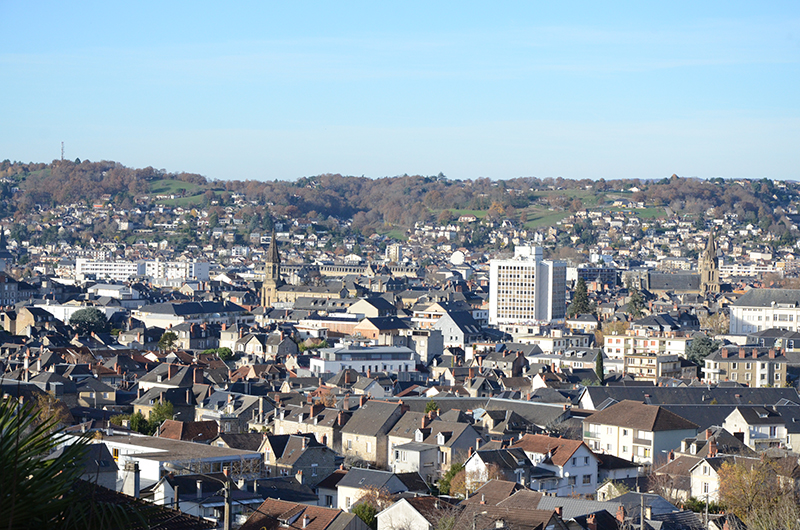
[732,288,800,307]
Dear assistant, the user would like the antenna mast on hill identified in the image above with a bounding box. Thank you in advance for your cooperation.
[61,142,64,161]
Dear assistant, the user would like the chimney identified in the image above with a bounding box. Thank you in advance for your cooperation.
[301,436,308,450]
[168,364,178,379]
[123,462,141,498]
[721,350,728,359]
[468,446,473,457]
[223,466,229,478]
[475,437,482,451]
[586,513,597,530]
[302,515,310,528]
[137,387,143,399]
[359,395,367,407]
[616,506,626,523]
[193,367,203,384]
[307,394,313,404]
[709,438,718,458]
[554,506,563,517]
[421,414,431,429]
[706,429,712,440]
[400,401,410,414]
[668,450,674,461]
[469,367,476,379]
[769,348,776,359]
[752,349,758,359]
[311,403,324,417]
[344,370,351,385]
[296,470,303,484]
[645,506,652,520]
[196,479,202,499]
[239,327,244,338]
[739,347,746,359]
[222,323,227,331]
[367,368,371,378]
[114,362,121,374]
[337,411,345,427]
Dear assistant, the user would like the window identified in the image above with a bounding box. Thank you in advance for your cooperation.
[345,497,351,509]
[731,363,738,369]
[584,456,589,465]
[347,439,352,450]
[746,363,752,370]
[572,457,577,466]
[312,464,318,476]
[622,446,629,453]
[770,426,778,437]
[622,429,629,436]
[366,442,372,453]
[568,476,576,485]
[703,465,709,475]
[746,373,752,381]
[325,495,333,507]
[703,483,709,494]
[583,474,592,484]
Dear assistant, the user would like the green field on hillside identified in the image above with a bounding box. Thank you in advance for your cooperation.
[150,179,205,196]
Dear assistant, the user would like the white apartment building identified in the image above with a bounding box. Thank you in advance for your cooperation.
[604,332,692,360]
[145,260,210,282]
[309,345,416,375]
[729,288,800,334]
[488,245,566,325]
[75,258,146,282]
[74,258,210,283]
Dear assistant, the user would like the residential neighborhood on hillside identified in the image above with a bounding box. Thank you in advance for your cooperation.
[5,170,800,530]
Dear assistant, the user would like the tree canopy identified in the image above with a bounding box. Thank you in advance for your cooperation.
[567,278,593,317]
[158,331,178,351]
[68,307,109,335]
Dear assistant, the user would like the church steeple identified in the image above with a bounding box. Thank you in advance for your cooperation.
[700,230,720,294]
[261,230,281,307]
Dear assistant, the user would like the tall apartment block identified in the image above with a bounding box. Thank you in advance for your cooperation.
[488,245,566,325]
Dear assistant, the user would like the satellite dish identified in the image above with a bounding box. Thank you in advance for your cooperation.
[450,250,465,266]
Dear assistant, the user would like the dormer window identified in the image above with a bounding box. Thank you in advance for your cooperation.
[415,430,424,442]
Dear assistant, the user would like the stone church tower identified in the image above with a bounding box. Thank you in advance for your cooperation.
[261,230,282,307]
[700,231,720,294]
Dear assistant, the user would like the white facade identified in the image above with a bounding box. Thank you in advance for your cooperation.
[145,259,210,282]
[76,258,146,282]
[604,333,692,360]
[309,345,417,375]
[75,258,210,283]
[730,303,800,334]
[488,245,566,325]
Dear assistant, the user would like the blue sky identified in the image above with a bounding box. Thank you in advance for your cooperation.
[1,2,798,181]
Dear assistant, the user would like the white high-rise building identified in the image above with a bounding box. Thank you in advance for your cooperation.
[488,245,566,325]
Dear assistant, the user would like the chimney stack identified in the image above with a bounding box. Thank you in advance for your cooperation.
[616,506,626,523]
[708,438,718,458]
[168,364,178,379]
[123,462,141,498]
[196,479,202,499]
[359,395,367,407]
[193,367,203,384]
[769,348,776,359]
[739,347,746,359]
